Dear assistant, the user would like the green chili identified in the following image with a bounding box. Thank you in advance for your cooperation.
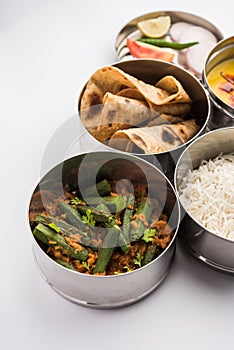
[138,38,199,50]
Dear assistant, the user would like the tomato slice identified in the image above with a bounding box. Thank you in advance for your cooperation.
[127,38,175,62]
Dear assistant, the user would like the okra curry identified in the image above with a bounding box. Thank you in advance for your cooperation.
[29,178,174,275]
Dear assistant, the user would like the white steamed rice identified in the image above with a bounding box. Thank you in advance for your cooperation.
[179,153,234,241]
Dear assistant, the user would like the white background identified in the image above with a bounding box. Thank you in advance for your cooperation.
[1,1,233,349]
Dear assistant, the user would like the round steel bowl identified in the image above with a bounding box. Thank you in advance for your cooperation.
[115,10,224,78]
[174,127,234,274]
[28,151,180,308]
[78,59,211,182]
[202,36,234,130]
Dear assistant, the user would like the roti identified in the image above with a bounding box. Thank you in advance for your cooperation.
[79,66,192,131]
[147,114,184,126]
[109,119,199,154]
[95,93,152,142]
[79,65,197,149]
[155,75,192,103]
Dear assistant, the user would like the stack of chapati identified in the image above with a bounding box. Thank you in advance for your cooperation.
[79,66,200,154]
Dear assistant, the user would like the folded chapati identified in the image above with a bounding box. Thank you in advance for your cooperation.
[79,66,192,130]
[155,76,192,104]
[79,65,198,152]
[95,93,152,142]
[109,119,200,154]
[150,102,191,116]
[147,114,184,126]
[116,88,146,101]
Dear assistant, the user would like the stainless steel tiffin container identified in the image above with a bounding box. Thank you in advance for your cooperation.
[28,151,180,308]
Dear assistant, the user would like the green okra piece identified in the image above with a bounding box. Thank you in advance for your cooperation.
[138,38,199,50]
[54,258,77,271]
[58,202,86,230]
[34,214,90,245]
[142,244,158,266]
[122,195,135,241]
[34,214,52,226]
[96,203,110,213]
[82,179,111,197]
[86,196,127,212]
[96,204,129,253]
[108,196,127,213]
[110,220,129,254]
[33,223,88,261]
[131,198,153,241]
[118,231,130,254]
[76,204,112,223]
[93,222,120,274]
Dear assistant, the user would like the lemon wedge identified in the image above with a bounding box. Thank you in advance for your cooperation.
[137,16,171,38]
